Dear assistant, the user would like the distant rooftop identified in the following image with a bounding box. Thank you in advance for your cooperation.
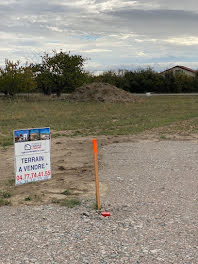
[161,65,196,74]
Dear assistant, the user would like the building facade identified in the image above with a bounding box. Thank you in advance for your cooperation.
[161,66,196,77]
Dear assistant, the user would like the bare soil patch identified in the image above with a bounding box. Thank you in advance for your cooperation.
[1,120,198,206]
[68,82,137,102]
[0,136,102,206]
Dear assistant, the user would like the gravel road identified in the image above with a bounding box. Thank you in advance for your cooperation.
[0,141,198,263]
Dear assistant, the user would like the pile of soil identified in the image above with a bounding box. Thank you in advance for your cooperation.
[68,82,136,102]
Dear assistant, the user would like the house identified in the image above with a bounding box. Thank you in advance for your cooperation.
[14,132,29,142]
[30,132,40,141]
[40,133,50,140]
[160,66,196,78]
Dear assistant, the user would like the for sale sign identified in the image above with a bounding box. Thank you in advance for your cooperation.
[14,127,51,185]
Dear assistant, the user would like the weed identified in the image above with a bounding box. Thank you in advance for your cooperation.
[60,198,81,208]
[34,195,41,201]
[53,133,62,138]
[72,130,82,136]
[51,198,60,204]
[92,202,98,210]
[6,179,15,186]
[92,202,102,210]
[24,196,31,201]
[0,198,11,206]
[1,137,13,148]
[2,191,11,198]
[160,134,166,139]
[61,189,72,195]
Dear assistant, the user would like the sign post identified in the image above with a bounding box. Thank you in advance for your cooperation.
[93,139,101,210]
[14,127,51,185]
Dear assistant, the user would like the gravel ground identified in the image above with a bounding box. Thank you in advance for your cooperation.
[0,141,198,264]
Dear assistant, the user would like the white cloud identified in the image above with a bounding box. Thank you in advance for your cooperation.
[136,51,146,57]
[0,0,17,5]
[83,49,112,53]
[165,36,198,46]
[47,26,64,33]
[0,0,197,73]
[96,0,138,11]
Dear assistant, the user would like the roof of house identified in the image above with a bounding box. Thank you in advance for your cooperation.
[161,65,196,74]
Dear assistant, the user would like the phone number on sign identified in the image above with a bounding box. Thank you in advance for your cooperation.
[16,170,51,181]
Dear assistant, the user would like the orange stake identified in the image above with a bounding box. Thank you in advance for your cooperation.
[93,139,101,210]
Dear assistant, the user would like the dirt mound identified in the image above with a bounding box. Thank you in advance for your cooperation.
[68,82,136,102]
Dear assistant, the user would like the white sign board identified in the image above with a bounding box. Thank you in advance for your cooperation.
[14,128,51,185]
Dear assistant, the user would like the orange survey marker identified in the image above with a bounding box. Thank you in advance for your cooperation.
[93,138,97,153]
[92,139,101,210]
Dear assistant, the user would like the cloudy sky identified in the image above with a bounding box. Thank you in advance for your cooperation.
[1,0,198,73]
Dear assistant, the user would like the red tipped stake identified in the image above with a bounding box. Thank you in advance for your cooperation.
[101,212,111,217]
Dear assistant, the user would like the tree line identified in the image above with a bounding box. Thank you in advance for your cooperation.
[93,68,198,94]
[0,50,198,97]
[0,51,87,97]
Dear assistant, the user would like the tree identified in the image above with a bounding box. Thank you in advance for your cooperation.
[0,60,36,96]
[94,71,118,86]
[21,63,36,93]
[175,73,194,93]
[193,71,198,92]
[0,60,22,96]
[33,63,53,95]
[119,68,165,93]
[163,72,176,93]
[34,51,87,96]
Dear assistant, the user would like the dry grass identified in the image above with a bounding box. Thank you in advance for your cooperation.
[1,95,198,146]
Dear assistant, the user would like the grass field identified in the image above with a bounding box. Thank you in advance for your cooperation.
[1,95,198,146]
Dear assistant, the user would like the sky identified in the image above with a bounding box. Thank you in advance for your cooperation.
[1,0,198,74]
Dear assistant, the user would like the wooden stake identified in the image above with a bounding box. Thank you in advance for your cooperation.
[93,139,101,210]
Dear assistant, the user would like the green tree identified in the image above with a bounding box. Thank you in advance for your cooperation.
[34,51,87,96]
[175,73,194,93]
[0,60,35,96]
[21,63,36,93]
[94,71,118,86]
[33,63,53,95]
[119,68,165,93]
[193,71,198,92]
[0,60,22,96]
[164,72,176,93]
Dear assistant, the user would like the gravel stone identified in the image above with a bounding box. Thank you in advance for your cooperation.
[0,141,198,263]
